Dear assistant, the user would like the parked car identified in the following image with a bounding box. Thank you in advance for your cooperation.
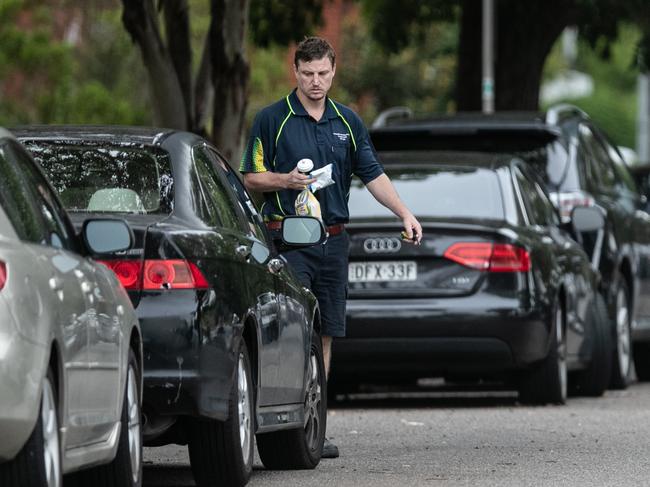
[541,105,650,389]
[0,128,142,487]
[17,126,328,486]
[364,108,650,391]
[332,120,612,405]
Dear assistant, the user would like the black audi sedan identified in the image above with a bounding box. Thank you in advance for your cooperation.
[16,127,328,486]
[371,109,650,391]
[332,123,612,405]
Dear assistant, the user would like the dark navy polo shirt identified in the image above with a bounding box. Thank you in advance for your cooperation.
[240,89,384,226]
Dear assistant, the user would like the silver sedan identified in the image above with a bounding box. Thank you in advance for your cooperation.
[0,129,143,487]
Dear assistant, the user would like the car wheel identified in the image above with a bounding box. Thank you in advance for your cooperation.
[71,348,142,487]
[0,367,62,487]
[518,302,567,405]
[256,330,326,470]
[188,339,254,487]
[609,281,633,389]
[570,293,612,396]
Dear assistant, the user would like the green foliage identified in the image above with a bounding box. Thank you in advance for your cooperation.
[335,11,457,122]
[542,24,641,147]
[250,0,324,47]
[361,0,456,53]
[0,1,149,127]
[248,44,294,122]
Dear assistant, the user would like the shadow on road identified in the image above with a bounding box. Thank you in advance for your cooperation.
[143,464,193,487]
[329,381,520,410]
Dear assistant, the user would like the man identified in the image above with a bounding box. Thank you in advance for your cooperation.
[240,36,422,458]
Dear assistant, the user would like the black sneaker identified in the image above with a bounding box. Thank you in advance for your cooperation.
[322,438,339,459]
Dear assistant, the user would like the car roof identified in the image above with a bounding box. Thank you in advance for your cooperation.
[370,112,560,153]
[11,125,186,146]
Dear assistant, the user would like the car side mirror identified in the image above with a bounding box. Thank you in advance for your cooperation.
[280,216,326,248]
[571,206,605,233]
[82,218,133,254]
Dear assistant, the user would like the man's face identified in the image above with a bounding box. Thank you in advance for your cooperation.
[294,56,336,102]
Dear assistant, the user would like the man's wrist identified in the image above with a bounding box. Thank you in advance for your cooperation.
[278,172,289,190]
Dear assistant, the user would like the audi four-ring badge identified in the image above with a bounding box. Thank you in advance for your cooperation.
[363,237,401,253]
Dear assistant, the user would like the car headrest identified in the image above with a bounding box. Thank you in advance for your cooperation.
[87,188,145,213]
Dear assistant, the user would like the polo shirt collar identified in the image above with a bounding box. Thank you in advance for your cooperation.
[288,89,339,120]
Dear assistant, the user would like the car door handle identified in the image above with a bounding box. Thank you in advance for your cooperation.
[235,245,251,260]
[267,258,284,274]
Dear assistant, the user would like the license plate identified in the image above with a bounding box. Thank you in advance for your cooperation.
[348,261,417,283]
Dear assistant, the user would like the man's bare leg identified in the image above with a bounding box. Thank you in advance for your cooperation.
[320,334,339,458]
[322,335,333,378]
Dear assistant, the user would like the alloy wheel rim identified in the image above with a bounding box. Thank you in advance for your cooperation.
[127,365,142,483]
[237,352,251,464]
[303,349,322,451]
[42,378,61,487]
[556,306,568,400]
[616,288,631,377]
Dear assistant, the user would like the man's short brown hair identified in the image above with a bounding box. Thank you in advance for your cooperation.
[294,37,336,68]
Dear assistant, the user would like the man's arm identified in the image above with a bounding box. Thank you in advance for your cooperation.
[366,174,423,244]
[243,168,316,193]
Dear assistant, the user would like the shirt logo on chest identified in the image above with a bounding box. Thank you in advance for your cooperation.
[333,132,349,142]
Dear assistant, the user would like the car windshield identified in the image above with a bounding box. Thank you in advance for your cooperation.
[25,142,173,214]
[349,153,505,220]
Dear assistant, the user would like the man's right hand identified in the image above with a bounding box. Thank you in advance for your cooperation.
[243,169,316,193]
[285,167,317,190]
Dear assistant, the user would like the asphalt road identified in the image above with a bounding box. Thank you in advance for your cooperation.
[143,383,650,486]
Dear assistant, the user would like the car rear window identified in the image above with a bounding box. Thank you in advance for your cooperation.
[25,143,174,214]
[349,156,504,220]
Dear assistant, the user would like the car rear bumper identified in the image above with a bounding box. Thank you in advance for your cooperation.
[333,297,551,378]
[137,291,238,424]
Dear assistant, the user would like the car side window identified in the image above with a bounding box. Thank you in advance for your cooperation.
[192,147,241,231]
[7,141,76,251]
[0,141,45,243]
[599,132,638,194]
[579,124,617,191]
[514,166,553,226]
[205,147,268,242]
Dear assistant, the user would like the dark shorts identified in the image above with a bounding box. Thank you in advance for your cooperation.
[282,232,349,338]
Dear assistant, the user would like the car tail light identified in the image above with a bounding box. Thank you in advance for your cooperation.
[0,261,6,291]
[550,190,595,223]
[444,243,530,272]
[99,259,209,290]
[489,244,530,272]
[443,243,493,270]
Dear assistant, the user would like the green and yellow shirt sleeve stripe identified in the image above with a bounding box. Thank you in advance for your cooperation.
[240,136,267,173]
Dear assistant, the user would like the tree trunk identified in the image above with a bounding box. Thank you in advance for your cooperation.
[210,0,250,167]
[194,33,214,135]
[163,0,194,129]
[122,0,188,128]
[455,0,579,111]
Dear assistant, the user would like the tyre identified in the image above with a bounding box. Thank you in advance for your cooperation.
[609,280,633,389]
[188,339,254,487]
[570,293,612,396]
[256,330,326,470]
[518,302,567,405]
[633,342,650,381]
[71,348,142,487]
[0,367,62,487]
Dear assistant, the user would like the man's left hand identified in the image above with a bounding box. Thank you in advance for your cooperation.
[401,215,422,245]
